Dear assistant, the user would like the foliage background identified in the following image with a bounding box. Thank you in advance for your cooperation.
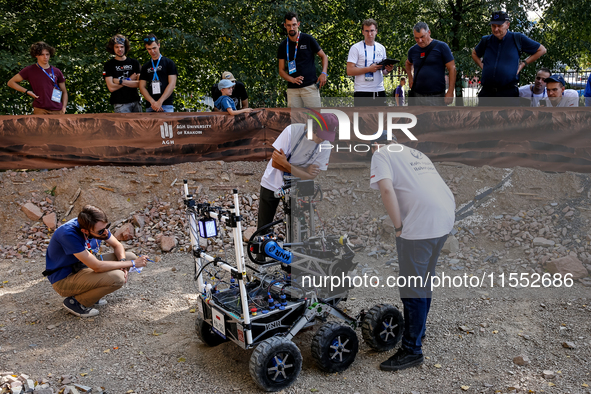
[0,0,589,114]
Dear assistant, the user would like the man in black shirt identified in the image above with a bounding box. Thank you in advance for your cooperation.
[277,12,328,108]
[139,34,178,112]
[211,71,249,111]
[103,35,142,113]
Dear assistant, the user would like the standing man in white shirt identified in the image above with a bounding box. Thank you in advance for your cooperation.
[347,19,395,107]
[542,74,579,107]
[368,131,455,372]
[518,67,551,107]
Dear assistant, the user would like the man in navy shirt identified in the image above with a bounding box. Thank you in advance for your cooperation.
[405,22,456,106]
[45,206,150,317]
[471,11,546,106]
[584,74,591,107]
[277,12,328,108]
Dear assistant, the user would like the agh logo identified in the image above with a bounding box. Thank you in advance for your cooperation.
[265,320,281,331]
[160,122,174,145]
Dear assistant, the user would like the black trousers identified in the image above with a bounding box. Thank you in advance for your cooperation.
[477,85,521,106]
[408,91,446,106]
[257,186,281,230]
[353,90,387,107]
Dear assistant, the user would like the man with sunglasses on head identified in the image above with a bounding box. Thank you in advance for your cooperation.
[44,205,150,317]
[139,34,178,112]
[103,34,142,113]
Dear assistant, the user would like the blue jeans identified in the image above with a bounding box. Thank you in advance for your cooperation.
[146,105,174,113]
[396,234,448,355]
[114,101,142,113]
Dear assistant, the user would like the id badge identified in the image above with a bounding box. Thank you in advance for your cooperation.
[364,72,374,82]
[288,60,297,75]
[51,88,62,103]
[152,81,161,95]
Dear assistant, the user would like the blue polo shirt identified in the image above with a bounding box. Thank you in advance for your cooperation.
[45,218,106,284]
[475,31,541,88]
[584,74,591,98]
[407,40,454,94]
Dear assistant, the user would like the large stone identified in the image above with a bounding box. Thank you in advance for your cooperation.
[544,256,588,280]
[542,370,555,379]
[242,226,257,242]
[132,214,145,229]
[114,223,135,241]
[21,203,43,221]
[533,237,555,247]
[442,235,460,254]
[160,236,177,252]
[43,212,57,230]
[513,354,530,366]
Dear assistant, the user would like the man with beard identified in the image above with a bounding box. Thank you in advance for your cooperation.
[44,205,149,317]
[518,67,551,107]
[103,34,142,113]
[277,11,328,107]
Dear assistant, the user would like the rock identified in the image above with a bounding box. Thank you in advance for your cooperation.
[160,235,177,252]
[442,235,459,254]
[42,212,57,230]
[72,384,92,392]
[459,325,471,332]
[544,256,588,280]
[542,370,555,379]
[533,237,555,247]
[21,203,43,221]
[242,226,257,242]
[513,354,530,366]
[132,214,145,229]
[562,341,576,349]
[114,223,135,241]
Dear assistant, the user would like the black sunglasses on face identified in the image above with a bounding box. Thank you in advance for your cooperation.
[96,222,111,236]
[143,37,157,43]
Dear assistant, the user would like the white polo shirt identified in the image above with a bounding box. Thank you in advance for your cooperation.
[347,41,387,92]
[261,124,332,192]
[370,146,455,240]
[542,89,579,107]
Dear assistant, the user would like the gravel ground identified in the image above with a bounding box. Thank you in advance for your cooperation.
[1,162,591,394]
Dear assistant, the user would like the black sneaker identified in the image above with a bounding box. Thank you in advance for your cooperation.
[380,348,424,371]
[63,297,99,317]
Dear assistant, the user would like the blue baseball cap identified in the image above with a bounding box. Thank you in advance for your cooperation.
[218,79,235,89]
[370,130,398,143]
[544,74,566,86]
[489,11,509,25]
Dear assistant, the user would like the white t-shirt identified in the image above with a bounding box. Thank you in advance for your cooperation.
[370,146,455,240]
[542,89,580,107]
[347,41,387,92]
[261,124,332,192]
[518,84,547,107]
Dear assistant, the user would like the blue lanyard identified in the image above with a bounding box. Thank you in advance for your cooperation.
[364,42,375,67]
[151,56,162,81]
[37,64,58,88]
[288,128,319,167]
[532,86,546,98]
[286,33,300,64]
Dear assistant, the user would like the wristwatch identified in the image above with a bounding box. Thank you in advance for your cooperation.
[120,258,127,262]
[395,224,403,232]
[119,76,124,85]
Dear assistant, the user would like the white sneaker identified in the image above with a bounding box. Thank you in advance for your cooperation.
[95,298,108,306]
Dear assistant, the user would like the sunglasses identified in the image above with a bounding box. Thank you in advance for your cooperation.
[115,37,126,45]
[96,222,111,236]
[143,37,157,43]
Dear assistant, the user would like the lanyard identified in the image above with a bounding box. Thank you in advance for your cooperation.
[531,86,546,98]
[364,42,376,67]
[37,64,58,87]
[85,237,103,260]
[286,33,300,64]
[151,55,162,81]
[288,128,319,167]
